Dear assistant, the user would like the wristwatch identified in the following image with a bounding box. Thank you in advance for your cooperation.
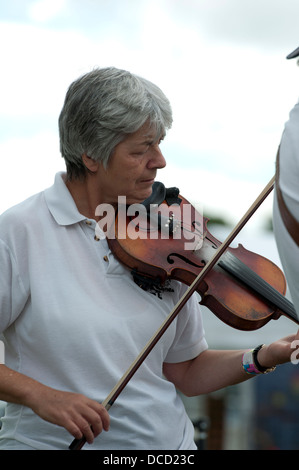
[252,344,276,374]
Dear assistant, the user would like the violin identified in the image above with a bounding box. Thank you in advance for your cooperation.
[108,180,299,331]
[69,175,299,450]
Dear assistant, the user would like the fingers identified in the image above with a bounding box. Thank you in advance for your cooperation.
[32,388,110,445]
[263,330,299,367]
[66,400,110,444]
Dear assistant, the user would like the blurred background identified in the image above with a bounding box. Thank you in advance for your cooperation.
[1,0,299,449]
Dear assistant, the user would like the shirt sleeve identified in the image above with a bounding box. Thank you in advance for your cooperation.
[164,288,208,364]
[0,238,28,333]
[273,101,299,319]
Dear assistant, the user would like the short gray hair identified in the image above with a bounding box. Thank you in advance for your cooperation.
[58,67,173,180]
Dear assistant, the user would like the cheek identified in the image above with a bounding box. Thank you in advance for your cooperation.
[122,162,144,180]
[109,155,145,185]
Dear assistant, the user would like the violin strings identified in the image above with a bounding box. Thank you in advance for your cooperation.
[219,251,298,322]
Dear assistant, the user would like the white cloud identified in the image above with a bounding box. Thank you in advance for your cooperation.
[28,0,68,23]
[0,131,64,214]
[1,0,299,226]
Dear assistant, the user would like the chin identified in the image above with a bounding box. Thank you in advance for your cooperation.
[140,188,154,202]
[126,190,151,205]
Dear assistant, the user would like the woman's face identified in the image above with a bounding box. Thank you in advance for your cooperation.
[97,122,166,205]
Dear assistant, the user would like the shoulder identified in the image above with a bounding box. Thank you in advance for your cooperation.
[0,191,45,243]
[280,102,299,187]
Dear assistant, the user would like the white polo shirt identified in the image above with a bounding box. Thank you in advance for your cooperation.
[0,172,208,450]
[273,102,299,316]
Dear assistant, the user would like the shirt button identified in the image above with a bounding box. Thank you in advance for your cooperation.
[85,220,92,225]
[94,235,100,241]
[103,255,109,262]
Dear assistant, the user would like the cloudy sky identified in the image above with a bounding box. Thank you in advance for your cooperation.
[1,0,299,229]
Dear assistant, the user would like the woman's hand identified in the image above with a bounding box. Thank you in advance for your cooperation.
[29,387,110,444]
[257,328,299,368]
[0,364,110,445]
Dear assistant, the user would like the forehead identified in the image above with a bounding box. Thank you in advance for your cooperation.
[126,122,163,144]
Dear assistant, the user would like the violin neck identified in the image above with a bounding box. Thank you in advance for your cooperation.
[219,252,299,324]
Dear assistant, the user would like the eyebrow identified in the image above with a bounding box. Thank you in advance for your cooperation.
[139,139,153,146]
[138,133,165,146]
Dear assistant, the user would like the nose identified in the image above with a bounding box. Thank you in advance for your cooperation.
[147,144,166,170]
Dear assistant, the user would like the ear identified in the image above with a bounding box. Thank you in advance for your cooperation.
[82,154,99,173]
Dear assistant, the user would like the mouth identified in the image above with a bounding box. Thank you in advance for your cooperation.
[140,177,155,185]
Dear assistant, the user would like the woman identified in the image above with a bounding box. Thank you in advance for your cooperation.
[0,67,297,450]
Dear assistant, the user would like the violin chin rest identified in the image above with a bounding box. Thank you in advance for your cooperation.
[141,182,166,210]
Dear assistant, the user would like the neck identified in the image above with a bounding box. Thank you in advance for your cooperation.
[66,175,104,221]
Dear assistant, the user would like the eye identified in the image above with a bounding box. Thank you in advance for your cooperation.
[132,144,150,156]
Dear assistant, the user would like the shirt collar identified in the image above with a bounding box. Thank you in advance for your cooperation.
[44,172,86,226]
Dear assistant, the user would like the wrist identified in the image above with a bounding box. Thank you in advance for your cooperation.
[253,344,275,373]
[20,378,49,410]
[242,344,276,375]
[255,344,271,370]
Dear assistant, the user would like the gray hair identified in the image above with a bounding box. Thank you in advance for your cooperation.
[58,67,173,180]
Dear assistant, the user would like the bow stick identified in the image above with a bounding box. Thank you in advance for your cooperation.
[69,176,275,450]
